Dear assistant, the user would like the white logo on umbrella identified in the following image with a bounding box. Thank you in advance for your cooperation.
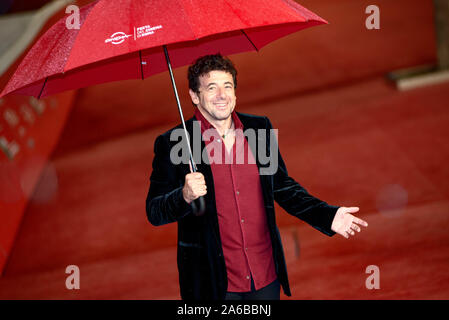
[136,25,163,39]
[105,32,133,45]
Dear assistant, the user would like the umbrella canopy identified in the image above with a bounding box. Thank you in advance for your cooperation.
[0,0,328,216]
[0,0,327,99]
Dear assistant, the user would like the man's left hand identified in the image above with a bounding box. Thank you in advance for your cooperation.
[331,207,368,239]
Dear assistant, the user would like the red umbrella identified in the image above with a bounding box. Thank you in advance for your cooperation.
[0,0,328,214]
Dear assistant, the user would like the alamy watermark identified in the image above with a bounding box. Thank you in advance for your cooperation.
[365,5,380,30]
[169,121,279,175]
[65,265,80,290]
[66,5,80,30]
[365,264,380,289]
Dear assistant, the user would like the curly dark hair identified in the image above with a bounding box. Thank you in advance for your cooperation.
[187,53,238,95]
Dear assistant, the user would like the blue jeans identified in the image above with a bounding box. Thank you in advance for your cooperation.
[225,277,280,300]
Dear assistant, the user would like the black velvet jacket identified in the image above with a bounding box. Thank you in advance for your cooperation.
[146,112,339,300]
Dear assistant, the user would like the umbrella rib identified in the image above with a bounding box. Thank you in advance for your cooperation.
[38,77,48,100]
[139,50,144,80]
[240,29,259,52]
[221,0,258,51]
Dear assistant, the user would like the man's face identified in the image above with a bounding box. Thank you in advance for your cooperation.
[189,70,236,124]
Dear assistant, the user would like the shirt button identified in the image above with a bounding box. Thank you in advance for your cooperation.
[236,191,240,195]
[245,247,248,251]
[246,275,250,280]
[241,219,244,223]
[217,139,221,143]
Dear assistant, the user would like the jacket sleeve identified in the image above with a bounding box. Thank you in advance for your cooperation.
[268,117,339,236]
[146,134,192,226]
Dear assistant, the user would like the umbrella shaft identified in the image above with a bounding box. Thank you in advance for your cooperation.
[163,45,197,172]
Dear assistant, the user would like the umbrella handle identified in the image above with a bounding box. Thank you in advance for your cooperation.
[191,196,206,217]
[189,158,206,217]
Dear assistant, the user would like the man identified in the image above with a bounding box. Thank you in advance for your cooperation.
[146,54,368,300]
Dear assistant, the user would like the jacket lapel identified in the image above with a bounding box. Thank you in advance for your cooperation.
[237,113,274,204]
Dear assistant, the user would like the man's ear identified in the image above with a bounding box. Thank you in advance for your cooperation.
[189,89,199,105]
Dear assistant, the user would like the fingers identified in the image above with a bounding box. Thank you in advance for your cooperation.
[350,224,361,233]
[353,216,368,227]
[344,207,368,229]
[346,206,360,213]
[343,220,367,239]
[187,172,205,180]
[183,172,207,203]
[186,173,206,188]
[343,229,354,238]
[194,181,207,194]
[343,227,356,239]
[344,219,367,239]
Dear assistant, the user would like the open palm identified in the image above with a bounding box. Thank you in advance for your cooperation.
[331,207,368,239]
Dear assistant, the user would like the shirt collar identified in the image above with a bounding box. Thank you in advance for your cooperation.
[194,108,244,134]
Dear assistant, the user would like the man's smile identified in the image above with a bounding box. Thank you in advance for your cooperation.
[214,102,228,109]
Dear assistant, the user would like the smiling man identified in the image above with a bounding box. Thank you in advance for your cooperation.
[145,54,368,301]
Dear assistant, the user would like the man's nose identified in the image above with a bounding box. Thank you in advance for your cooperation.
[216,87,226,99]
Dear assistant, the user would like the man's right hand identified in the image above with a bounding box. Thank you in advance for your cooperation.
[182,172,207,204]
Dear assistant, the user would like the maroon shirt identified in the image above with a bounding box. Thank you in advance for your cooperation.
[194,109,277,292]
